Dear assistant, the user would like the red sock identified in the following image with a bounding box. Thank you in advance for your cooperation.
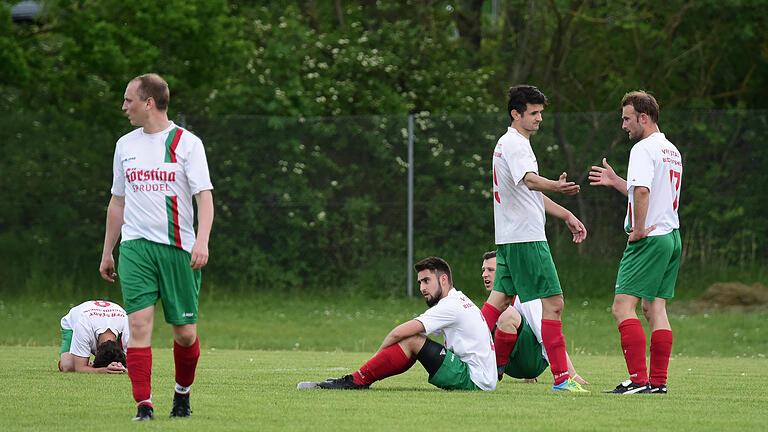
[541,319,569,385]
[618,318,648,385]
[481,303,502,333]
[127,346,152,404]
[649,329,673,387]
[352,343,416,386]
[174,337,200,390]
[494,328,518,371]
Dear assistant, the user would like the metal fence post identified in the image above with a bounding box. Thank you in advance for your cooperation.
[407,114,414,297]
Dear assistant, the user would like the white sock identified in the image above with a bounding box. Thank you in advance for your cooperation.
[175,383,191,395]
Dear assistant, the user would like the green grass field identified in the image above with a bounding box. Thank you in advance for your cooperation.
[1,348,766,431]
[1,294,767,431]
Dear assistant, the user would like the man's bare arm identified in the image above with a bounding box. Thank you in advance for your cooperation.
[100,195,125,282]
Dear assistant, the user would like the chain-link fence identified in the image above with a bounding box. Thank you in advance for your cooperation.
[1,110,766,295]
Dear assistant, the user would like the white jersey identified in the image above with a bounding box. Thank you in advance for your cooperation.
[492,127,547,244]
[624,132,682,235]
[111,121,213,253]
[513,296,549,362]
[415,288,497,391]
[60,300,129,358]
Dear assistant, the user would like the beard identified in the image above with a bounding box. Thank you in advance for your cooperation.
[425,280,444,307]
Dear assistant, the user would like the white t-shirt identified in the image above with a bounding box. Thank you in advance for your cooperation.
[624,132,682,235]
[415,288,497,391]
[60,300,129,358]
[493,127,547,244]
[513,296,548,362]
[111,122,213,253]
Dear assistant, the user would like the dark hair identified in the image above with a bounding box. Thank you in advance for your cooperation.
[507,85,547,123]
[482,250,496,261]
[132,73,170,111]
[414,256,452,285]
[621,90,659,123]
[93,340,125,368]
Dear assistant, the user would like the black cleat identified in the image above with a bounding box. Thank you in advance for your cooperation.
[132,404,154,421]
[170,393,192,418]
[603,379,650,394]
[642,383,668,394]
[317,375,370,390]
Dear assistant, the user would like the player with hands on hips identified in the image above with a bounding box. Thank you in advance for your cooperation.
[591,90,682,395]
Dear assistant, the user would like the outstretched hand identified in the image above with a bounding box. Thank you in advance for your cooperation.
[589,158,620,188]
[556,172,580,195]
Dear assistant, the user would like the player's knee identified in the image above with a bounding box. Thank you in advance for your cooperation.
[174,332,197,347]
[400,334,426,357]
[641,302,652,317]
[497,309,521,332]
[542,296,564,317]
[611,303,624,321]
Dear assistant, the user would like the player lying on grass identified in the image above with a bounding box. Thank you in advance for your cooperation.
[59,300,129,374]
[481,251,587,385]
[298,256,496,391]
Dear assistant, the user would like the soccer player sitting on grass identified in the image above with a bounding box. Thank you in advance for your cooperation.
[481,251,587,385]
[298,257,496,391]
[59,300,129,374]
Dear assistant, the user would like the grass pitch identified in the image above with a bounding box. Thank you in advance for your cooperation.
[0,346,766,431]
[1,294,766,431]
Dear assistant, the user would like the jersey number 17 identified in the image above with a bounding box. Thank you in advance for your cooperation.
[669,169,681,210]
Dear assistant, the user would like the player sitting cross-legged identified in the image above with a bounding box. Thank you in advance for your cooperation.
[298,256,496,392]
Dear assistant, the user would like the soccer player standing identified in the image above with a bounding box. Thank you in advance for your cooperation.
[590,90,681,394]
[99,73,214,420]
[480,85,588,392]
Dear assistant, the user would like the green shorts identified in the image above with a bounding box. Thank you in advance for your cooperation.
[502,316,549,379]
[60,328,73,354]
[493,242,563,302]
[615,230,681,300]
[428,349,482,391]
[118,238,201,325]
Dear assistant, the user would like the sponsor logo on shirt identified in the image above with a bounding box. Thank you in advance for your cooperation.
[126,167,177,192]
[126,168,176,183]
